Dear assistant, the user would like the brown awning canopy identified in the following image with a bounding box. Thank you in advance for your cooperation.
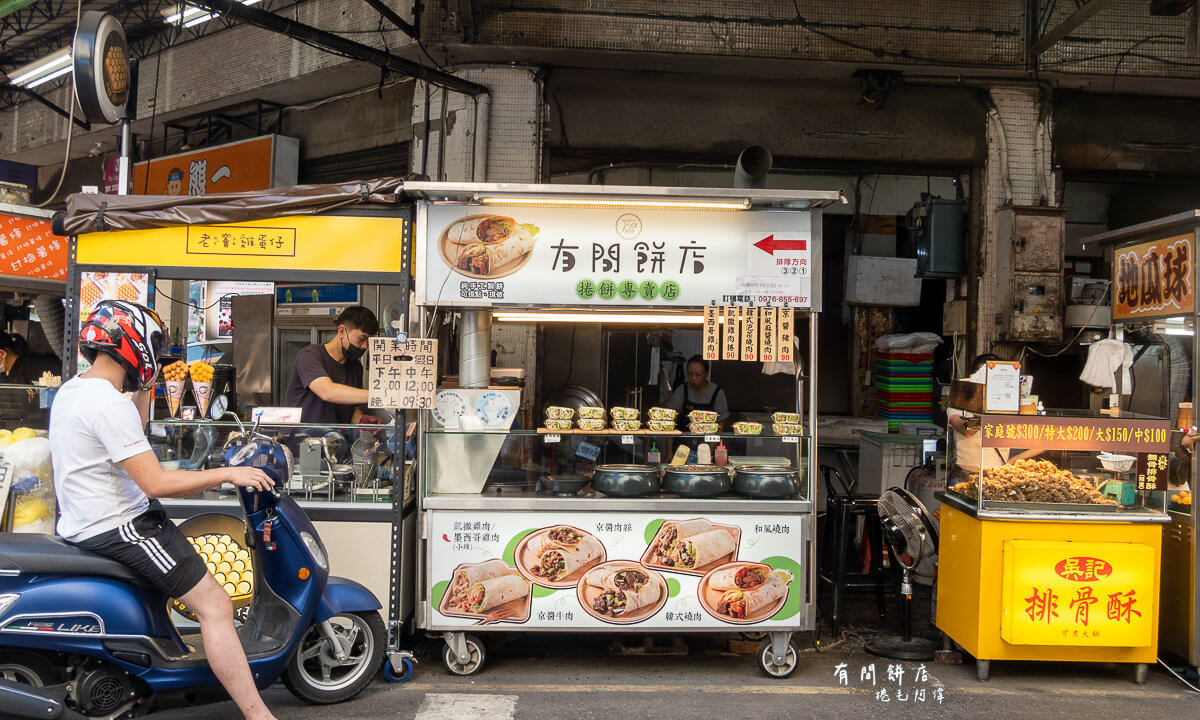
[53,177,406,236]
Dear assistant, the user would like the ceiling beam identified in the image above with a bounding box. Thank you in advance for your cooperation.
[189,0,487,96]
[361,0,418,41]
[1028,0,1120,57]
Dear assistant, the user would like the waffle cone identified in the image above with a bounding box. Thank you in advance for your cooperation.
[166,380,185,417]
[192,379,213,418]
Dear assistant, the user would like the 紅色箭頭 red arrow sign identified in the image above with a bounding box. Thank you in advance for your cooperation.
[754,235,807,255]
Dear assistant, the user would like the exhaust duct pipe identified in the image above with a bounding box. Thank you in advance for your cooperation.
[734,145,773,189]
[458,310,491,389]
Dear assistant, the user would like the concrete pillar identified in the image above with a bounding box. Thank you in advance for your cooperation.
[970,85,1059,358]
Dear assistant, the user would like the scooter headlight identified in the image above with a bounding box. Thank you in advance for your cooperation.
[0,593,18,619]
[299,531,327,570]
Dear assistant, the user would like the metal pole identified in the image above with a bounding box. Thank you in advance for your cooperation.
[117,118,132,195]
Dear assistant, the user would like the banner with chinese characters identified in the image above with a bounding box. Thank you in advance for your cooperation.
[1001,540,1156,647]
[420,205,814,308]
[0,213,65,281]
[1112,233,1193,321]
[427,510,806,630]
[980,415,1170,453]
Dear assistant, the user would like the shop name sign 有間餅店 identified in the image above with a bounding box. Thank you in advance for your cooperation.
[1112,233,1193,321]
[981,415,1170,454]
[420,205,814,308]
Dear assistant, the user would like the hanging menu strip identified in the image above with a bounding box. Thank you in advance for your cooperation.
[741,306,759,362]
[777,308,794,363]
[368,337,439,409]
[703,305,720,361]
[723,305,739,360]
[760,306,778,362]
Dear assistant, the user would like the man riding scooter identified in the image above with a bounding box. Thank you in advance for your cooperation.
[51,300,278,720]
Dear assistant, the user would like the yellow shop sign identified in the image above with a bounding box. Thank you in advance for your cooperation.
[1000,540,1155,648]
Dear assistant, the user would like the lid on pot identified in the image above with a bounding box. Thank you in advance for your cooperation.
[595,464,656,471]
[665,464,725,473]
[734,464,795,474]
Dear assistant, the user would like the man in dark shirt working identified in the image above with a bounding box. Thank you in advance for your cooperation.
[283,305,383,425]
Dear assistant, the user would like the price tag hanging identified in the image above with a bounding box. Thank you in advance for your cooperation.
[777,308,794,363]
[722,305,739,361]
[741,306,759,362]
[702,305,720,361]
[760,306,778,362]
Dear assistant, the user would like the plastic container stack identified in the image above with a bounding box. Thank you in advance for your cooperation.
[874,350,934,431]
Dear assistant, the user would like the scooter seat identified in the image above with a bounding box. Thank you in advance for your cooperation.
[0,533,151,587]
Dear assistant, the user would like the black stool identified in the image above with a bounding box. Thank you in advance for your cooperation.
[818,465,888,635]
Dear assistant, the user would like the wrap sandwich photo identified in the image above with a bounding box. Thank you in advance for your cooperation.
[466,574,531,614]
[650,518,714,564]
[454,235,537,277]
[592,582,661,618]
[715,574,787,621]
[532,535,603,582]
[528,525,589,557]
[446,558,510,610]
[707,563,772,592]
[444,214,522,244]
[670,529,736,570]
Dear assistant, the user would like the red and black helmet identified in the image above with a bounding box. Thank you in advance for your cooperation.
[79,300,166,392]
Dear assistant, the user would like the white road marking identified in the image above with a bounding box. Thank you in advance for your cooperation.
[414,693,518,720]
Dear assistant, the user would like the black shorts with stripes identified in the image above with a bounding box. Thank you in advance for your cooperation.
[71,499,207,599]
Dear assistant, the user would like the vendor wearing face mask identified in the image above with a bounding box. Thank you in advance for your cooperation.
[284,305,382,425]
[0,331,61,385]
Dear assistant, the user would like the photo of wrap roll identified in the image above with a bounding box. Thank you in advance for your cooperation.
[655,518,713,557]
[455,233,537,276]
[469,575,530,613]
[708,563,770,592]
[449,559,509,605]
[445,214,521,244]
[540,535,602,579]
[717,574,787,618]
[603,582,661,616]
[528,526,585,557]
[674,529,736,568]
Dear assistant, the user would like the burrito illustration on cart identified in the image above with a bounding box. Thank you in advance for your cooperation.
[699,561,792,623]
[517,525,606,587]
[578,561,667,623]
[441,558,532,624]
[642,518,741,575]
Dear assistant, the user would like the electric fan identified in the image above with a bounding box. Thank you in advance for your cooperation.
[865,486,940,660]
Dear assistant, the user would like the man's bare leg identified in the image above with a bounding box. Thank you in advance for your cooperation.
[179,575,278,720]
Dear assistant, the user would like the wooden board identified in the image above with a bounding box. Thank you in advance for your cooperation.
[537,428,682,435]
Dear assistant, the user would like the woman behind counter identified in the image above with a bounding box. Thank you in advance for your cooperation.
[669,355,730,424]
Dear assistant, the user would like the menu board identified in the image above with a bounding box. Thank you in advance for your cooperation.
[1112,233,1193,321]
[741,306,759,362]
[367,337,438,410]
[702,305,720,361]
[760,306,778,362]
[722,305,739,360]
[777,309,794,363]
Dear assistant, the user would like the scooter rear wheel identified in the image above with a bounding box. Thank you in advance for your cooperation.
[283,611,385,704]
[0,651,57,687]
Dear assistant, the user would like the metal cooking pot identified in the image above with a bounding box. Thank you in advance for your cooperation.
[662,465,731,498]
[733,464,800,499]
[592,464,660,497]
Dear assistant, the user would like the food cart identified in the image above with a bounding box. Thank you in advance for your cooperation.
[54,183,419,672]
[406,182,842,677]
[0,203,66,533]
[1079,214,1199,677]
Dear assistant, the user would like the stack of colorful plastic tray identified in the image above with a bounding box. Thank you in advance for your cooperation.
[874,351,934,430]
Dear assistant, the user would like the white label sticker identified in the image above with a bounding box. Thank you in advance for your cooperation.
[544,434,561,444]
[782,435,799,444]
[621,434,635,445]
[705,435,721,443]
[576,442,601,461]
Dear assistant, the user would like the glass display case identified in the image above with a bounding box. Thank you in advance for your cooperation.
[0,383,52,433]
[421,429,810,510]
[148,419,411,506]
[945,410,1170,521]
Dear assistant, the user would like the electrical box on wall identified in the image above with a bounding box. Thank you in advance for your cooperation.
[910,196,966,278]
[994,206,1067,343]
[845,256,922,307]
[943,299,967,335]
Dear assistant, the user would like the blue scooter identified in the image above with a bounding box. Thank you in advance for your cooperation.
[0,417,389,718]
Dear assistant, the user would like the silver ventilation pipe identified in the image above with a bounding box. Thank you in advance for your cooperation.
[458,310,492,388]
[734,145,773,189]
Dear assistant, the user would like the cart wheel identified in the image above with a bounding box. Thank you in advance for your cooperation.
[741,631,767,642]
[443,634,486,676]
[757,638,799,678]
[384,656,415,683]
[1134,663,1149,685]
[976,659,991,682]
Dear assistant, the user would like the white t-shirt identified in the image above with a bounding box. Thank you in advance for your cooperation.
[51,376,152,541]
[947,405,1008,470]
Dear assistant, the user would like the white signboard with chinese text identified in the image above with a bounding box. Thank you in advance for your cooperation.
[367,338,437,409]
[428,510,807,630]
[419,205,815,309]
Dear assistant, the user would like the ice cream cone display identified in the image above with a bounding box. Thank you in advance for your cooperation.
[189,361,215,418]
[162,361,188,417]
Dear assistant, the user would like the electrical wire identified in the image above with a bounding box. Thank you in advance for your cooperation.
[1019,281,1111,362]
[1157,658,1200,693]
[36,0,83,207]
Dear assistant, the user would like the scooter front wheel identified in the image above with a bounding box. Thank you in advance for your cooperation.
[283,611,385,704]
